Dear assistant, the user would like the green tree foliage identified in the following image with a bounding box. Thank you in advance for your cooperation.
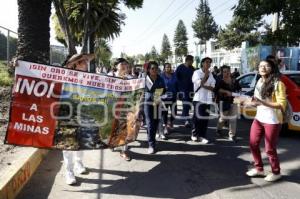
[174,20,188,58]
[217,16,262,49]
[0,33,17,60]
[144,52,150,62]
[53,0,143,55]
[233,0,300,46]
[192,0,218,44]
[94,38,112,67]
[160,34,172,63]
[150,46,159,61]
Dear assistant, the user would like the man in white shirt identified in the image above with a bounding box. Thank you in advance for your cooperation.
[191,57,216,144]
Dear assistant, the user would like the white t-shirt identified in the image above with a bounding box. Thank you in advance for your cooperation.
[254,78,279,124]
[192,69,216,104]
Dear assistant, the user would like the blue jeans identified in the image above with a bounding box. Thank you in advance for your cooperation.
[179,92,192,119]
[162,98,177,125]
[144,103,159,148]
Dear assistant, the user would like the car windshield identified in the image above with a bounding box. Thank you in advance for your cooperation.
[286,74,300,87]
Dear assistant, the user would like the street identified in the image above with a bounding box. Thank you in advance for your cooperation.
[16,116,300,199]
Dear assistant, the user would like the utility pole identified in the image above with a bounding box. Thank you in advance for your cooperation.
[7,30,10,66]
[87,0,91,72]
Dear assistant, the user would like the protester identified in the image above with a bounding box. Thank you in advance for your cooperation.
[144,61,166,154]
[63,53,95,185]
[278,59,287,71]
[212,65,220,80]
[266,54,277,64]
[232,68,240,78]
[161,63,177,132]
[191,57,216,144]
[108,58,133,161]
[175,55,195,127]
[246,59,287,182]
[215,65,241,142]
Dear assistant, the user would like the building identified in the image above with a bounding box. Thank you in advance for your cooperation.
[198,39,242,72]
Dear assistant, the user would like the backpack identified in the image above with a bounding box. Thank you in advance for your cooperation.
[274,81,292,123]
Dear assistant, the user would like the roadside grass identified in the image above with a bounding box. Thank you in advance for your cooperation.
[0,60,13,86]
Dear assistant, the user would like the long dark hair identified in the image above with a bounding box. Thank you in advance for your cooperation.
[146,61,159,75]
[260,59,281,99]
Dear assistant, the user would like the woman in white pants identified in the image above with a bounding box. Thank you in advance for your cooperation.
[62,150,87,184]
[62,53,94,185]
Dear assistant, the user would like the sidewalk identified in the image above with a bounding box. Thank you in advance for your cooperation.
[17,118,300,199]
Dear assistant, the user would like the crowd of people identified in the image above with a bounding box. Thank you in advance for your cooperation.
[95,55,286,184]
[13,53,286,185]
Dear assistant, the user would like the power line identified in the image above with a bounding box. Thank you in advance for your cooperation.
[134,0,236,45]
[213,2,236,18]
[124,0,237,53]
[134,0,176,41]
[132,0,195,44]
[210,0,234,12]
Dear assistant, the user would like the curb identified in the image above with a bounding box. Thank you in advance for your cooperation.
[0,148,48,199]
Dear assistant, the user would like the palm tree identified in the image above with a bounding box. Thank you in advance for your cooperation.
[53,0,143,55]
[17,0,52,64]
[94,38,112,69]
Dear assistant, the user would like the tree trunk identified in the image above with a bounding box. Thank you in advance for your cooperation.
[53,0,77,56]
[17,0,51,64]
[89,34,96,73]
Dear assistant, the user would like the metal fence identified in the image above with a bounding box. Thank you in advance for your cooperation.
[0,25,68,67]
[0,25,18,66]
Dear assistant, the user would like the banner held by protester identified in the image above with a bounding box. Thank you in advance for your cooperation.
[5,61,144,150]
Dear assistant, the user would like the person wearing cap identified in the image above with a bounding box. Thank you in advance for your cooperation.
[11,53,94,185]
[108,58,133,161]
[175,55,195,128]
[61,53,94,185]
[191,57,216,144]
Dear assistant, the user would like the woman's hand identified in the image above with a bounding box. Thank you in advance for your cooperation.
[250,97,262,107]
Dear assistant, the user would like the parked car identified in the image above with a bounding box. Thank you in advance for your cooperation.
[236,71,300,132]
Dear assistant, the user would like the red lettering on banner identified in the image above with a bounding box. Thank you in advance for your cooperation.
[50,67,66,74]
[29,64,47,71]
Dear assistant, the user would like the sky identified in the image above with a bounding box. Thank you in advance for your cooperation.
[0,0,238,57]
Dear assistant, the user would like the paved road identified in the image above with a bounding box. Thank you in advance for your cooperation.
[17,117,300,199]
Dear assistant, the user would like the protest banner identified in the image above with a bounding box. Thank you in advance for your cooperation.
[5,61,145,150]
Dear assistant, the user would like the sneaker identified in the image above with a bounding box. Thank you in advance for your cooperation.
[199,137,209,144]
[228,136,237,142]
[156,133,166,140]
[164,126,170,135]
[65,171,76,185]
[246,168,265,177]
[160,133,167,140]
[184,121,191,128]
[264,173,282,182]
[147,147,155,154]
[74,162,87,174]
[191,135,198,141]
[120,151,131,161]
